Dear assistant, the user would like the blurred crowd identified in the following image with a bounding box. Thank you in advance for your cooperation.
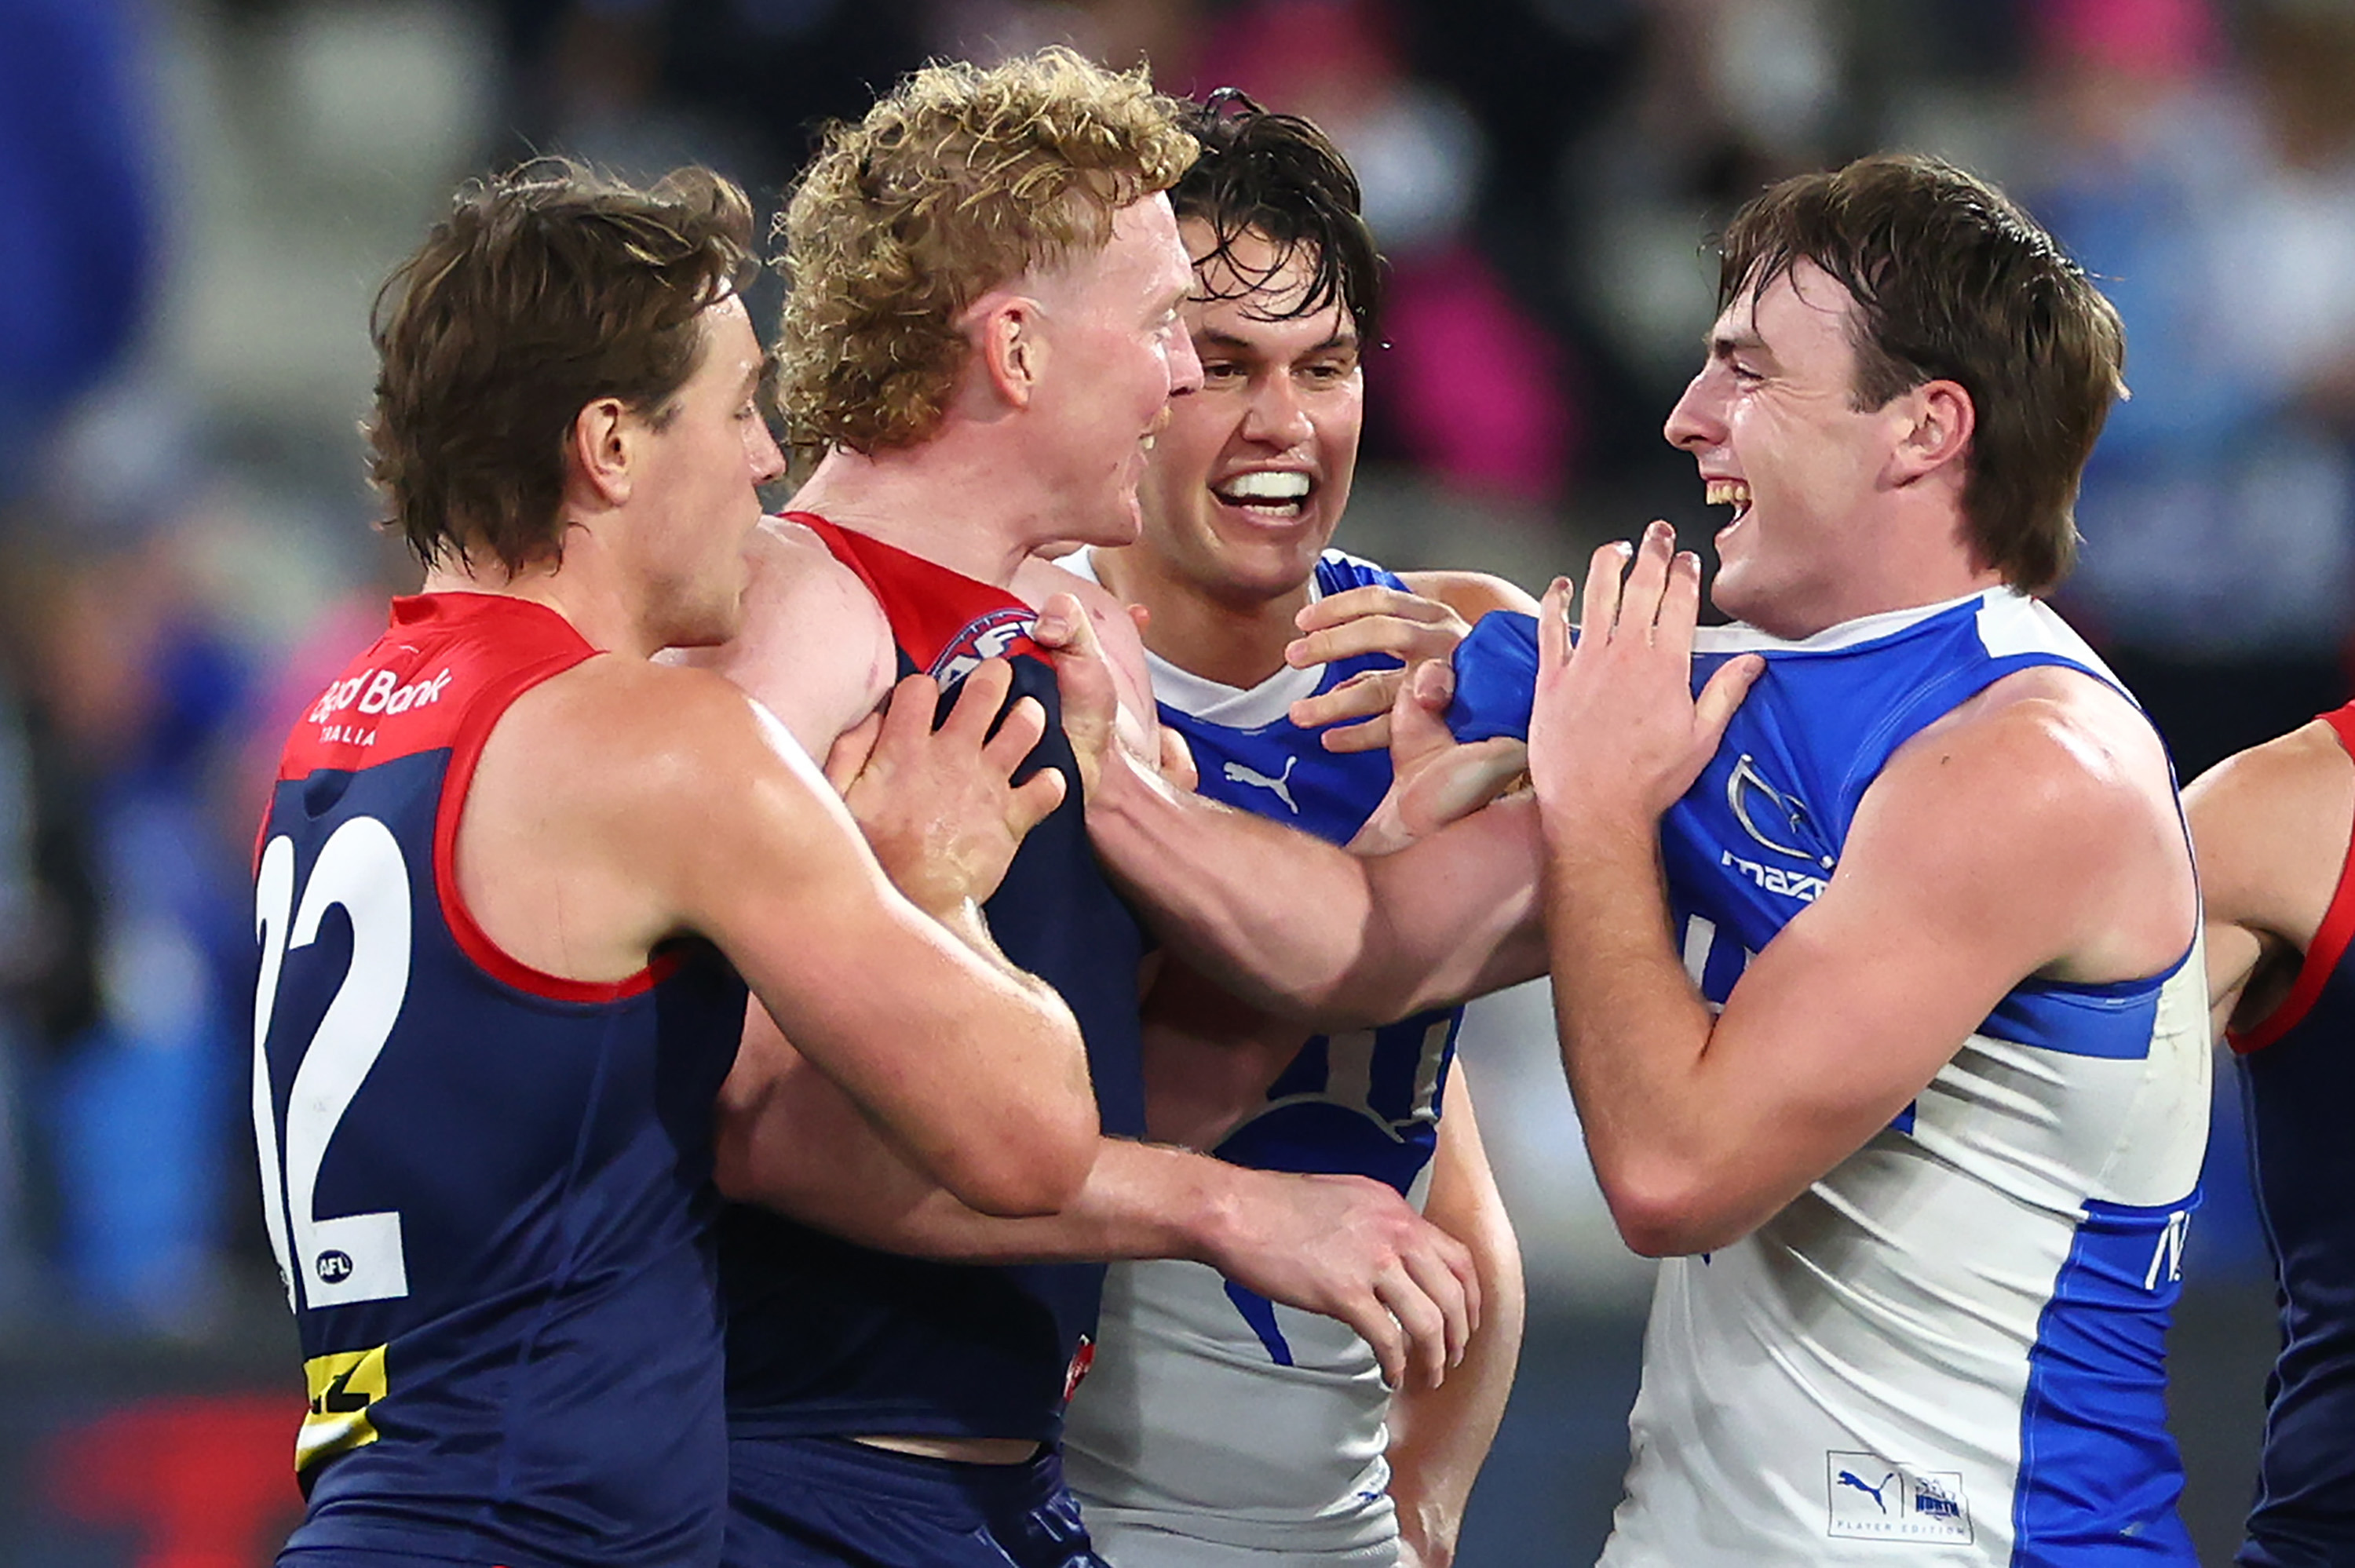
[1,0,2346,1354]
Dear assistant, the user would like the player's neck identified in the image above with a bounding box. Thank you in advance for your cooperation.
[790,443,1067,591]
[419,544,662,659]
[1091,545,1310,691]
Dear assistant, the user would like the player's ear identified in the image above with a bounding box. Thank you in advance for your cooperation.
[1889,378,1973,486]
[567,396,635,507]
[970,294,1043,411]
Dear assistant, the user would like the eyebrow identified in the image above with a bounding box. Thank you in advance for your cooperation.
[1193,327,1360,355]
[1707,327,1769,363]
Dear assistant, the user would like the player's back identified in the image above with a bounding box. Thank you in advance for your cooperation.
[1061,548,1463,1564]
[255,593,747,1568]
[2226,702,2355,1567]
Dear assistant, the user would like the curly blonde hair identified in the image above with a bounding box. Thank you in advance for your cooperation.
[774,47,1197,456]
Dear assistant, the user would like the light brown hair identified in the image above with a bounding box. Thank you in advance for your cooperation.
[1718,154,2126,593]
[367,158,758,572]
[773,47,1196,457]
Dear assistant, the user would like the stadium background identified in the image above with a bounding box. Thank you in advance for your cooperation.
[0,0,2338,1559]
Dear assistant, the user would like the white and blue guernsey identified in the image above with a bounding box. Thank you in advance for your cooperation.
[1447,589,2210,1566]
[1060,548,1464,1567]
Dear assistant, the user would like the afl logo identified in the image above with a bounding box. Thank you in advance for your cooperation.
[930,607,1039,686]
[1727,754,1834,870]
[316,1250,356,1284]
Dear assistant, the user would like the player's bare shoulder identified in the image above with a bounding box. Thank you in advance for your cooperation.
[457,653,827,977]
[1015,553,1156,720]
[2189,717,2354,964]
[1872,662,2194,982]
[674,514,896,753]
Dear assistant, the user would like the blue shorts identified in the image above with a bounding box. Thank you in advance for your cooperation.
[725,1436,1108,1568]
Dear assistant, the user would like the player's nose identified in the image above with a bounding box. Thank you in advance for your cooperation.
[1663,370,1722,452]
[748,414,788,484]
[1242,370,1313,447]
[1167,319,1205,399]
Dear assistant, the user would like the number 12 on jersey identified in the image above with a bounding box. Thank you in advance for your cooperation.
[252,815,414,1311]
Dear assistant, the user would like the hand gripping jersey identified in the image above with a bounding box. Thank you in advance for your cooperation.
[717,516,1148,1450]
[252,594,748,1567]
[2223,702,2355,1568]
[1058,549,1464,1566]
[1448,589,2210,1566]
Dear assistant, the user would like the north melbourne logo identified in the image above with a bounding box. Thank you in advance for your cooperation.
[1826,1452,1973,1544]
[1727,754,1834,870]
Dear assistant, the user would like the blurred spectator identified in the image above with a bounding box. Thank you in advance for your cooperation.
[2,522,254,1336]
[0,0,159,504]
[1195,0,1581,500]
[2027,0,2355,779]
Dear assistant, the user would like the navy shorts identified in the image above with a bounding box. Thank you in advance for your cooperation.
[726,1436,1108,1568]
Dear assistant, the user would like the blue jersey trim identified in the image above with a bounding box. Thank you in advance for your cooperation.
[2010,1197,2199,1564]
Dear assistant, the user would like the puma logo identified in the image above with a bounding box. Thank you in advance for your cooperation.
[1222,755,1299,813]
[1838,1469,1895,1515]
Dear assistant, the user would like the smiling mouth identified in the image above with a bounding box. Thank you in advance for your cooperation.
[1210,471,1315,520]
[1706,477,1752,526]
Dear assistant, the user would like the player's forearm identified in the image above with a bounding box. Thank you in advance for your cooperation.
[1386,1180,1522,1563]
[1086,746,1389,1018]
[1091,749,1545,1028]
[740,1101,1245,1268]
[1540,810,1729,1256]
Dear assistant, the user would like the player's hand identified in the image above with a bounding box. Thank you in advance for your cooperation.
[1349,661,1529,854]
[1202,1167,1480,1391]
[834,658,1062,915]
[1528,521,1762,832]
[1035,590,1159,799]
[1285,585,1477,752]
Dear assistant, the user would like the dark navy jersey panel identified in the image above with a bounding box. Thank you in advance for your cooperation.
[2234,706,2355,1568]
[254,593,747,1568]
[721,519,1148,1445]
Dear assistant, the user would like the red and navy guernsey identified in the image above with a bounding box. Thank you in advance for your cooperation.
[253,593,747,1568]
[2227,702,2355,1567]
[717,515,1150,1449]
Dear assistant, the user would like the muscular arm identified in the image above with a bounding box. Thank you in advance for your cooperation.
[717,1006,1479,1390]
[1085,746,1546,1026]
[466,660,1097,1218]
[1386,1065,1523,1568]
[1527,534,2196,1256]
[2184,720,2353,1037]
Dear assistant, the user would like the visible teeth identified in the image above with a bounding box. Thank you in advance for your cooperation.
[1706,479,1752,509]
[1217,472,1312,502]
[1141,435,1156,452]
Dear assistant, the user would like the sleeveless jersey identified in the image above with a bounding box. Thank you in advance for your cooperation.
[718,516,1149,1446]
[252,593,748,1567]
[2224,702,2355,1567]
[1058,549,1463,1562]
[1448,589,2210,1566]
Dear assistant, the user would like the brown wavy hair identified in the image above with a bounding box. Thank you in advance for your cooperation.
[1718,154,2126,595]
[773,47,1197,458]
[367,158,758,572]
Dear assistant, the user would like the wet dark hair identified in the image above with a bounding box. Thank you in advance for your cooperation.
[1718,154,2126,594]
[368,157,758,572]
[1170,89,1383,343]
